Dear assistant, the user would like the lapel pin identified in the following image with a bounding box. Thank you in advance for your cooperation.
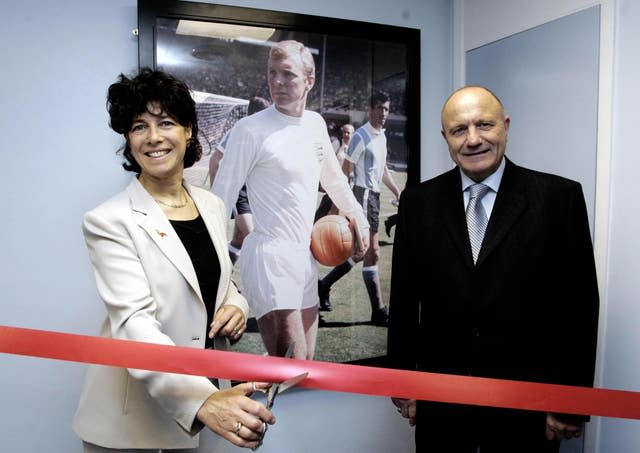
[156,229,168,238]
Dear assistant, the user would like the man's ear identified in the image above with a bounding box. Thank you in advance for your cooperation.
[503,116,511,132]
[306,75,315,91]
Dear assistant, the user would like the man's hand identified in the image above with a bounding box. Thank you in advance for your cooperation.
[545,413,583,440]
[392,398,416,426]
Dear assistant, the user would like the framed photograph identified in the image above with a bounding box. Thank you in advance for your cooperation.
[137,0,420,365]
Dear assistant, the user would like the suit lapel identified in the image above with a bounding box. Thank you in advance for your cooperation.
[127,178,203,302]
[476,159,527,266]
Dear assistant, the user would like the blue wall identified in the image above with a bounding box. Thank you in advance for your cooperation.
[0,1,452,451]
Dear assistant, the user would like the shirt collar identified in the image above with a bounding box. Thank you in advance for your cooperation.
[460,157,506,193]
[365,122,384,135]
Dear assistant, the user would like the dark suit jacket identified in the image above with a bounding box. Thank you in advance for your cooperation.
[388,158,599,392]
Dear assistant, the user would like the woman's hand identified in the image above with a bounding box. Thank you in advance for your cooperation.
[209,304,246,341]
[197,382,275,449]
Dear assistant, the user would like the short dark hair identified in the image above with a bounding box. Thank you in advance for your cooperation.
[370,91,391,108]
[107,68,202,173]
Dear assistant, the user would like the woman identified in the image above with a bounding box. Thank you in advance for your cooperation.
[73,68,274,452]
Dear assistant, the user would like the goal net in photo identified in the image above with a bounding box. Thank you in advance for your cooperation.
[191,90,248,156]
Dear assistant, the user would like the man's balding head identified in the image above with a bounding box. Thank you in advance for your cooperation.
[440,86,510,182]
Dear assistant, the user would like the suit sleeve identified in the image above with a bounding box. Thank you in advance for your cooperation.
[83,209,216,435]
[551,183,600,388]
[387,188,421,371]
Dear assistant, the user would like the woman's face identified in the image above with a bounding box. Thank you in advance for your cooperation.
[127,102,192,181]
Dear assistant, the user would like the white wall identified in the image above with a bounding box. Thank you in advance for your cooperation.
[0,0,452,451]
[0,1,136,451]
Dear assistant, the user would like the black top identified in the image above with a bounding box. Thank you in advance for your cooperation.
[170,215,221,350]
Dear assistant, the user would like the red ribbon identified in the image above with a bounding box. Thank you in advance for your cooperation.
[1,325,639,420]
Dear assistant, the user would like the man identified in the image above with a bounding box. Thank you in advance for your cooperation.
[336,123,355,168]
[318,92,401,323]
[314,123,355,221]
[388,86,599,452]
[209,96,270,264]
[211,40,369,360]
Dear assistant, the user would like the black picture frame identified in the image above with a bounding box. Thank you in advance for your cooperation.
[137,0,420,366]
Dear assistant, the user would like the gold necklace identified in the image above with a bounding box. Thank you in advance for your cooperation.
[154,190,188,209]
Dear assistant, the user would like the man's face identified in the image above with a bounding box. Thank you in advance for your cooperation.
[267,53,314,116]
[369,101,390,130]
[342,125,354,144]
[441,87,510,182]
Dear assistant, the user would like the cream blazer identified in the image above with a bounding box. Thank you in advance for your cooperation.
[73,177,248,450]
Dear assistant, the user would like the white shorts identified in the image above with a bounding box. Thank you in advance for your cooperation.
[239,232,318,319]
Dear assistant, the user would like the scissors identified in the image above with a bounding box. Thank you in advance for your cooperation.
[265,370,308,409]
[254,343,308,450]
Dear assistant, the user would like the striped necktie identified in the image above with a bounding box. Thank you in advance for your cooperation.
[466,183,490,264]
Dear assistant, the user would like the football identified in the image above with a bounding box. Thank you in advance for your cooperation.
[310,215,353,266]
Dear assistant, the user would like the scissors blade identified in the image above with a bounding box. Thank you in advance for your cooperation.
[276,372,308,394]
[265,343,300,408]
[266,383,279,408]
[266,372,308,408]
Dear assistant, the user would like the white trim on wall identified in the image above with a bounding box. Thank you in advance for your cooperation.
[587,2,615,452]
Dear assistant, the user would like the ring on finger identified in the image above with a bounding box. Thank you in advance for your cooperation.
[234,421,242,435]
[252,382,257,392]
